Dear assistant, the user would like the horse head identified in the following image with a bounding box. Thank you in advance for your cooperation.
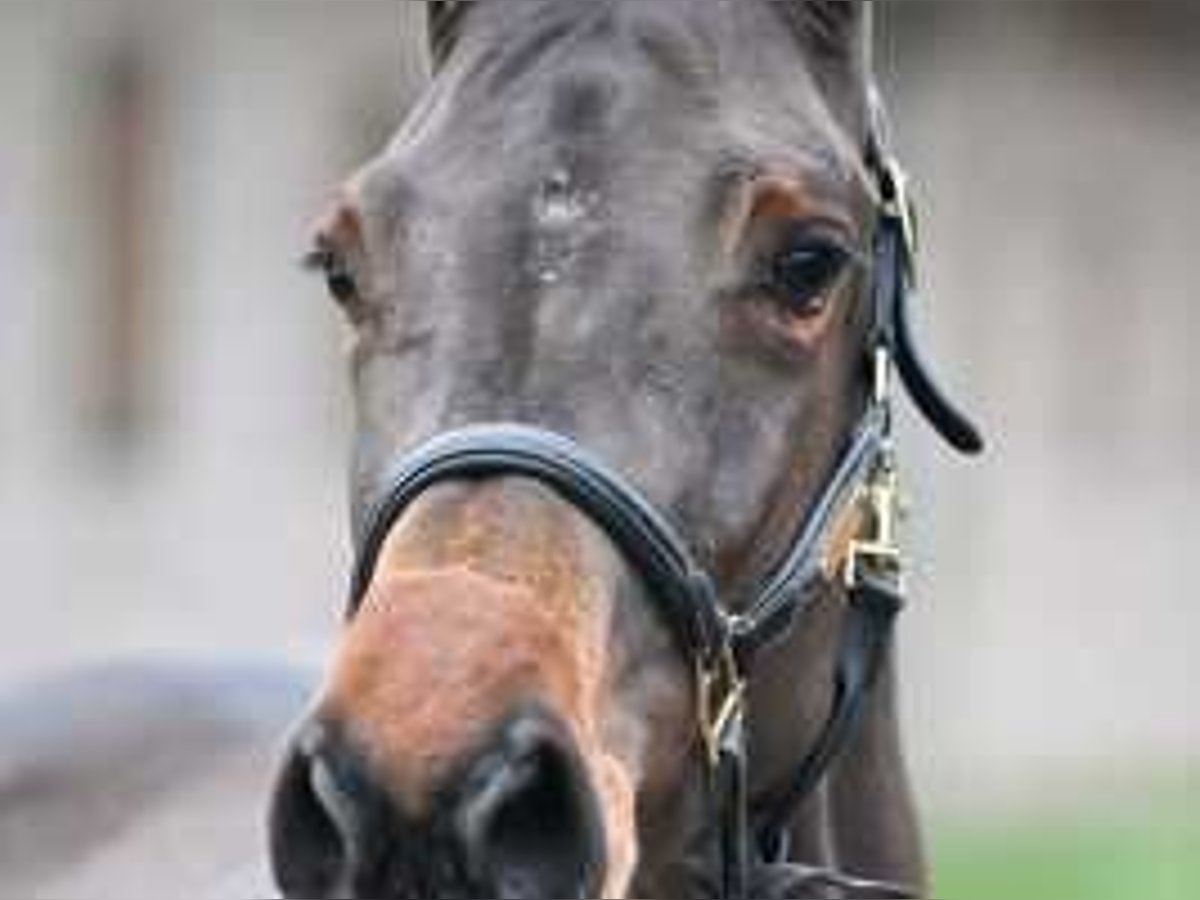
[268,3,977,897]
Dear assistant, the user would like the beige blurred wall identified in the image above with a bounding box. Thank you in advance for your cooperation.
[0,2,427,678]
[876,4,1200,808]
[1,3,1196,812]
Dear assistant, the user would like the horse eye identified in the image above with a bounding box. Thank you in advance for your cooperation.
[769,234,853,316]
[304,246,360,307]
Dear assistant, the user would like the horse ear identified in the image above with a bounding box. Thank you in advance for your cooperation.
[780,1,874,135]
[788,1,871,63]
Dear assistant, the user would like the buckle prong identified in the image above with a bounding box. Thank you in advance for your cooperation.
[697,645,746,768]
[844,452,905,591]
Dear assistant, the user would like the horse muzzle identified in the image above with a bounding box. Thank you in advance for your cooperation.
[268,703,606,899]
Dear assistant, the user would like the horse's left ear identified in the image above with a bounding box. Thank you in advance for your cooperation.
[780,1,874,135]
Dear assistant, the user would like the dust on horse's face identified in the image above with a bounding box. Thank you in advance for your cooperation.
[271,2,872,897]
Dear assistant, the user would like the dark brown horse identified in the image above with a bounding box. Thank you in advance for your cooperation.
[268,2,979,897]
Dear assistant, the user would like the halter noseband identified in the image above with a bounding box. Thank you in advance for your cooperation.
[344,90,982,900]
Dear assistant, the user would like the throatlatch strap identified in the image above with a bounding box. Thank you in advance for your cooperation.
[716,706,750,900]
[753,573,904,852]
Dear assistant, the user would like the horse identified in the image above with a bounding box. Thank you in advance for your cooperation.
[268,2,981,897]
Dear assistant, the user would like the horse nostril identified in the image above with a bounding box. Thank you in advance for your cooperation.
[457,709,606,900]
[268,723,387,899]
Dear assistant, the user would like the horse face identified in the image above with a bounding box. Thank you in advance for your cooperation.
[271,2,873,897]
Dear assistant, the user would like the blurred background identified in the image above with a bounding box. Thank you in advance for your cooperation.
[1,3,1196,898]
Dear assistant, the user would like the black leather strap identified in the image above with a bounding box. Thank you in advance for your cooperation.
[716,705,750,900]
[347,412,898,682]
[347,424,730,668]
[732,405,888,664]
[874,171,984,457]
[893,271,984,454]
[752,571,905,850]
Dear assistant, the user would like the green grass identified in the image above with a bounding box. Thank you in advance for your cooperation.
[931,785,1200,900]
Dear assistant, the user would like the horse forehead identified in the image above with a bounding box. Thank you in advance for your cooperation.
[448,0,803,135]
[468,0,756,74]
[394,11,854,230]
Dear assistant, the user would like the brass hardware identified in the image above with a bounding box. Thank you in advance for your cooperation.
[820,349,906,588]
[843,452,905,591]
[696,645,746,768]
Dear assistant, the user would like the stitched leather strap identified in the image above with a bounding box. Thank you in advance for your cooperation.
[731,405,889,665]
[716,704,750,900]
[752,571,905,851]
[347,424,731,667]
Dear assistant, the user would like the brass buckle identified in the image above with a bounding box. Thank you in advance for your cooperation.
[696,645,746,768]
[843,453,905,591]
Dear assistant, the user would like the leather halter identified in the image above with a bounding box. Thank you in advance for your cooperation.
[345,10,984,895]
[344,147,981,898]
